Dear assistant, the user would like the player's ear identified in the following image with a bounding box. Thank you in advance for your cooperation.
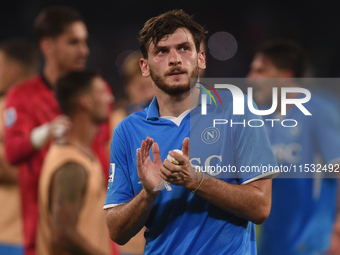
[198,50,206,70]
[140,58,150,77]
[79,94,93,111]
[39,37,54,58]
[10,63,21,80]
[280,69,294,78]
[5,60,19,79]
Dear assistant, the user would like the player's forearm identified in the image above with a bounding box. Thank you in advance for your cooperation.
[194,177,271,224]
[4,134,35,164]
[106,188,159,245]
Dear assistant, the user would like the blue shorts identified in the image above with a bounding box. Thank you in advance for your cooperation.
[0,243,23,255]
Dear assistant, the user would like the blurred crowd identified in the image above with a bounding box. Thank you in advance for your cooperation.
[0,4,339,255]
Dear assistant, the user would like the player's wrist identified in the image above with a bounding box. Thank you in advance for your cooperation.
[186,168,204,192]
[142,187,159,200]
[30,123,51,149]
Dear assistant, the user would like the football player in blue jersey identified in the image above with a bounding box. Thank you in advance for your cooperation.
[248,40,340,255]
[105,10,278,254]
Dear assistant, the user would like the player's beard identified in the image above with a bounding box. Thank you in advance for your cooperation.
[91,108,109,125]
[150,64,199,96]
[92,114,108,125]
[56,51,87,72]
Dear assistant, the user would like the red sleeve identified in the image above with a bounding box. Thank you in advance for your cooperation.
[4,88,37,164]
[91,80,114,184]
[92,122,110,184]
[103,80,114,142]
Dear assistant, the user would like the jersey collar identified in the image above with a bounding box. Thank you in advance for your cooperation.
[146,96,160,120]
[146,85,212,121]
[40,73,53,90]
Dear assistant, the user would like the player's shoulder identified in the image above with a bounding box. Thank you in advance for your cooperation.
[7,74,44,99]
[217,89,252,114]
[210,89,240,110]
[217,89,249,103]
[114,108,148,134]
[216,89,235,100]
[307,93,339,115]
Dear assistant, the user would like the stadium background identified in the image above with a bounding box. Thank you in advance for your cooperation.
[0,0,339,98]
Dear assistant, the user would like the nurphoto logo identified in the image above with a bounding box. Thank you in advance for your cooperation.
[199,83,311,116]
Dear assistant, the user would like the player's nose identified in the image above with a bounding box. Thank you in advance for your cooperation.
[168,49,181,66]
[79,41,89,57]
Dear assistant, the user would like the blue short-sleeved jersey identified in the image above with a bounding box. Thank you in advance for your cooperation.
[259,94,340,255]
[105,91,277,254]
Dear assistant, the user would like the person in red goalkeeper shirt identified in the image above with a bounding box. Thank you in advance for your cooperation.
[3,6,115,255]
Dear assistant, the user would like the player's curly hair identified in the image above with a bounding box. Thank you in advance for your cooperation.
[139,10,207,59]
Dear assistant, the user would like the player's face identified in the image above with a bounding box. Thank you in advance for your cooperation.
[140,28,206,96]
[90,77,112,124]
[0,51,19,93]
[52,21,89,72]
[247,54,286,105]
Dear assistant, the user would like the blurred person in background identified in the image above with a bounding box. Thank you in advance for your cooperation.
[111,51,154,131]
[37,70,113,255]
[0,38,37,255]
[3,6,114,255]
[248,40,340,255]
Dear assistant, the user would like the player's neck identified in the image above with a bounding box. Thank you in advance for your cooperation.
[68,114,98,148]
[11,74,31,89]
[155,87,199,117]
[43,62,64,87]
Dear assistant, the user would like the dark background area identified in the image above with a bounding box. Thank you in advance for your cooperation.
[0,0,339,98]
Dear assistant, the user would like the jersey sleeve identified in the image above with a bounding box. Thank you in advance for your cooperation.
[103,126,134,209]
[233,95,278,184]
[312,100,340,164]
[4,89,37,164]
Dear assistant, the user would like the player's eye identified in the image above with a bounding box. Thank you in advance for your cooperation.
[157,49,167,55]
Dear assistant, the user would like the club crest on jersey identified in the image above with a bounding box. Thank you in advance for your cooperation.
[4,107,17,128]
[201,127,220,144]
